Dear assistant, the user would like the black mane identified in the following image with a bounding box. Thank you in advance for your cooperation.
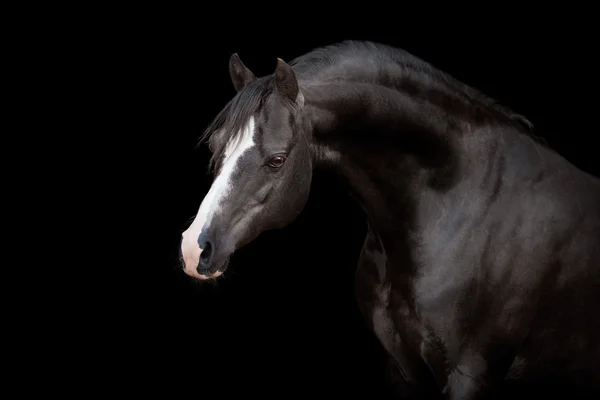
[200,41,536,172]
[289,41,534,131]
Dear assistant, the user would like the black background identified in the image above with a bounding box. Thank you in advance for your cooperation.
[90,14,599,397]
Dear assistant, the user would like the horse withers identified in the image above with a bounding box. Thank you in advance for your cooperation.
[180,41,600,398]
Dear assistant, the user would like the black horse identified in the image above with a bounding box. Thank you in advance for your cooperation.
[180,41,600,398]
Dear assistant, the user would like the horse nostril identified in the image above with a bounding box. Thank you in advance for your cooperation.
[198,240,213,270]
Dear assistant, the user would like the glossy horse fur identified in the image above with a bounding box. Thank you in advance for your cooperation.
[180,41,600,398]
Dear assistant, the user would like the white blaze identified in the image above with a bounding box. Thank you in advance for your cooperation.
[181,117,256,279]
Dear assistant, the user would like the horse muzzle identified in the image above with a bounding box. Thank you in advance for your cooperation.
[180,229,230,280]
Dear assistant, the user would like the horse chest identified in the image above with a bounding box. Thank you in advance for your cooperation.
[355,229,448,389]
[355,226,413,351]
[355,258,397,352]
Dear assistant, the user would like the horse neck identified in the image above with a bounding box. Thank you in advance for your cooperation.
[299,77,514,248]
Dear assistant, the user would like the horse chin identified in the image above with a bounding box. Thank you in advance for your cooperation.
[194,258,230,281]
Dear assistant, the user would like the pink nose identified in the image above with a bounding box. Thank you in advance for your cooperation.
[180,231,219,280]
[180,231,203,276]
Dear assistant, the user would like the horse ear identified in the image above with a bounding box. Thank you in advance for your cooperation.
[275,58,299,102]
[229,53,256,92]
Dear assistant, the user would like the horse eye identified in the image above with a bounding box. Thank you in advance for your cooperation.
[268,156,286,168]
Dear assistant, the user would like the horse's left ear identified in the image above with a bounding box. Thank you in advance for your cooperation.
[275,58,299,103]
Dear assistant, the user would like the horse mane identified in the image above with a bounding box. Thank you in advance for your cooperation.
[289,40,535,131]
[200,41,539,171]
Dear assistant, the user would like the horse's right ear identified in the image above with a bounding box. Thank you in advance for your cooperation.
[228,53,256,92]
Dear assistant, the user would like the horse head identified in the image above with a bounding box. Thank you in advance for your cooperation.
[180,54,313,280]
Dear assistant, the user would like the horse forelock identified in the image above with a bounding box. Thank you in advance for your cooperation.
[200,77,274,173]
